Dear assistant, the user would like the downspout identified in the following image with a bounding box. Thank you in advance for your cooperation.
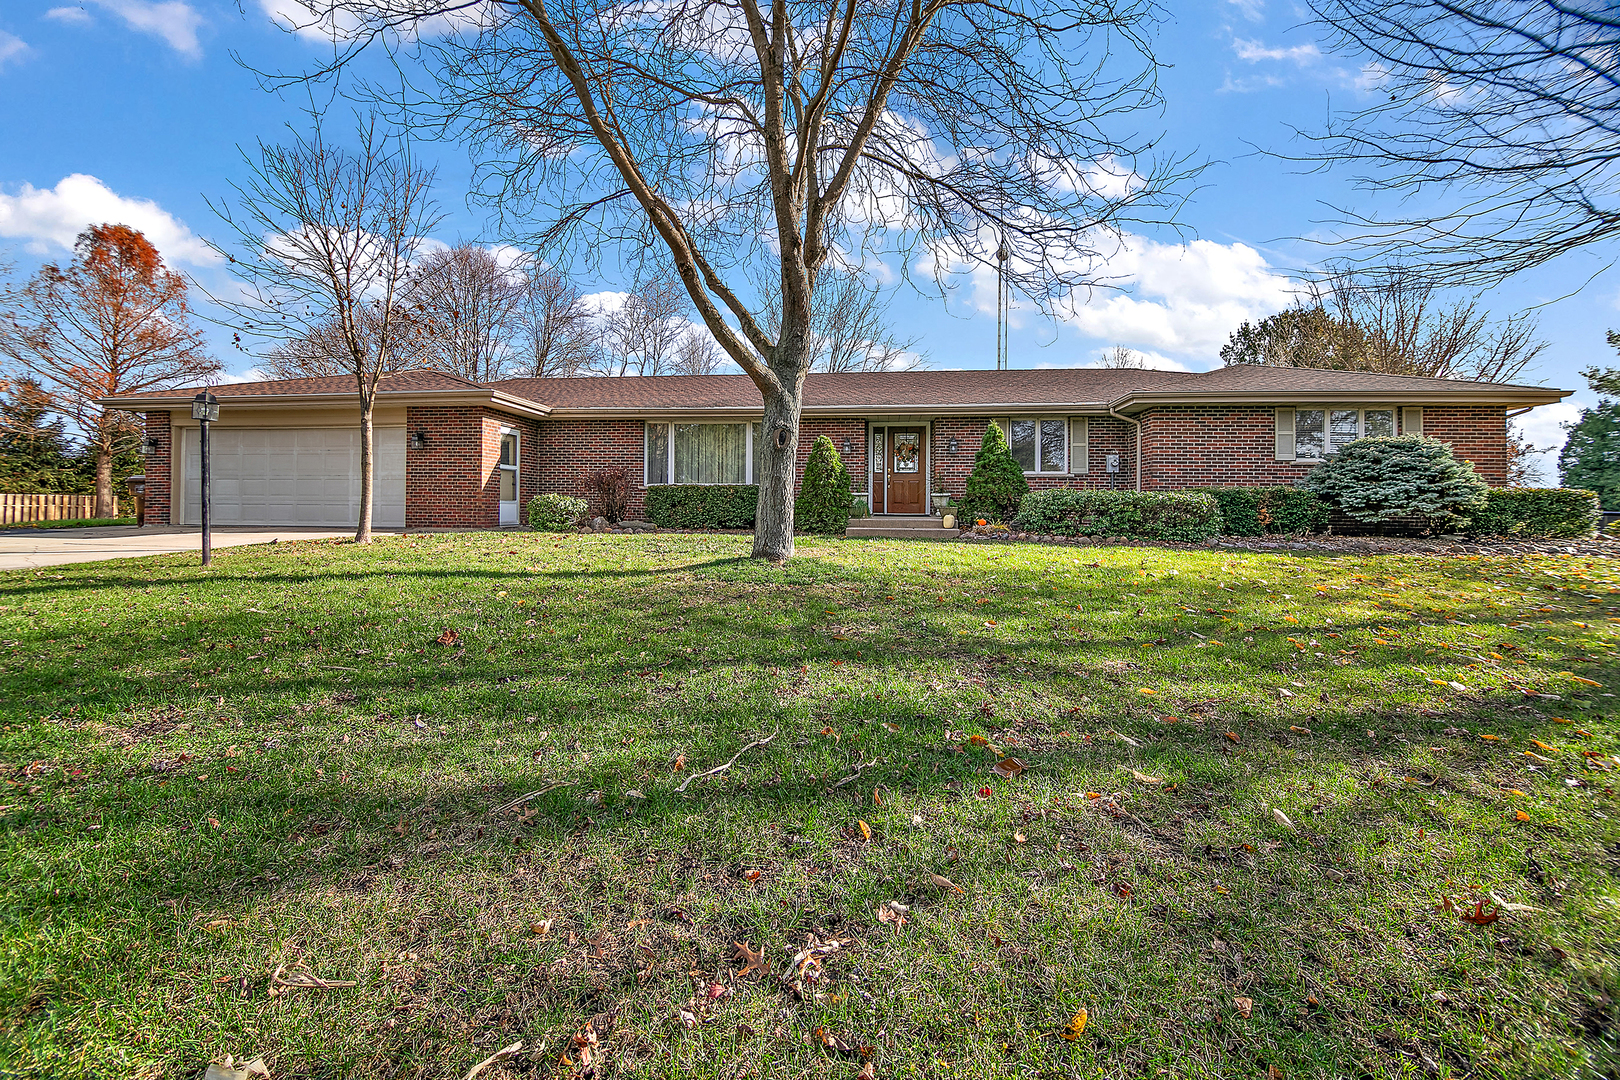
[1506,405,1536,418]
[1109,404,1142,491]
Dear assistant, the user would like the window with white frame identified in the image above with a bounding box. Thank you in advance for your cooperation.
[995,417,1071,474]
[645,421,764,485]
[1276,407,1400,461]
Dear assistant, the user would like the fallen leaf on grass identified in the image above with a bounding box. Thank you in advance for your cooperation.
[529,919,552,936]
[435,628,460,647]
[203,1059,270,1080]
[1111,730,1142,748]
[875,900,909,930]
[1531,740,1561,753]
[464,1041,523,1080]
[928,872,965,894]
[1136,688,1156,695]
[1488,891,1545,914]
[1272,808,1297,833]
[1059,1008,1089,1039]
[742,869,762,882]
[1288,726,1312,735]
[855,1063,876,1080]
[1128,769,1163,785]
[735,941,767,977]
[857,820,872,842]
[992,758,1027,780]
[1459,901,1501,926]
[1233,996,1254,1019]
[1224,731,1240,743]
[268,963,356,996]
[1514,809,1531,821]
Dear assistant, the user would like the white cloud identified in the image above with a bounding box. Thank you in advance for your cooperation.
[1060,235,1296,364]
[256,0,490,43]
[0,29,28,68]
[45,6,93,23]
[1516,398,1585,468]
[216,366,269,384]
[0,174,217,266]
[1233,38,1322,65]
[82,0,204,57]
[1225,0,1265,21]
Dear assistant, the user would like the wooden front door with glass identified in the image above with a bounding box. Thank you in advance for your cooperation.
[870,426,926,515]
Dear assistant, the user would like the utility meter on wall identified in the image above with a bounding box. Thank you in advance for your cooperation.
[1105,453,1120,474]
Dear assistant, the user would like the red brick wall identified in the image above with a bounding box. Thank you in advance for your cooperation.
[142,411,172,525]
[1422,406,1507,484]
[799,419,866,496]
[926,416,1138,499]
[1137,404,1511,489]
[534,417,650,517]
[405,406,539,528]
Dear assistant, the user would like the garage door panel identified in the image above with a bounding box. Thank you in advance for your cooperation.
[180,426,405,527]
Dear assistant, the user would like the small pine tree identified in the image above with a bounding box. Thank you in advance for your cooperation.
[1302,435,1488,529]
[959,422,1029,523]
[794,435,853,534]
[1559,360,1620,509]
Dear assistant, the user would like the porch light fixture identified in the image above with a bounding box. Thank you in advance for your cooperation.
[842,437,853,455]
[191,392,220,567]
[190,392,220,423]
[410,429,428,451]
[947,437,960,453]
[140,436,162,455]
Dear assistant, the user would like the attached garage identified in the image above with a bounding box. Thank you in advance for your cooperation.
[176,426,406,528]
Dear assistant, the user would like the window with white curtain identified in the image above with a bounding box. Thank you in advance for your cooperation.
[645,422,760,485]
[1278,407,1399,461]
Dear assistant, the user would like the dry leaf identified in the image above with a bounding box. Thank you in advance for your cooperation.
[734,940,767,977]
[1272,808,1297,833]
[1288,725,1312,734]
[742,869,762,882]
[1129,769,1163,785]
[1459,901,1501,926]
[530,919,552,936]
[464,1041,523,1080]
[1233,996,1254,1019]
[928,872,965,894]
[1488,891,1544,914]
[1060,1008,1089,1039]
[1514,809,1531,821]
[856,1063,876,1080]
[992,757,1027,780]
[435,628,460,647]
[968,734,991,746]
[1224,731,1240,743]
[857,820,872,842]
[1112,730,1142,748]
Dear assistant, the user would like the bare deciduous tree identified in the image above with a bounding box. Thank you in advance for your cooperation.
[1221,267,1547,384]
[671,331,726,376]
[763,269,924,373]
[269,0,1189,558]
[405,243,524,381]
[516,269,596,377]
[1301,0,1620,286]
[596,278,690,377]
[0,224,218,516]
[209,115,442,543]
[1097,345,1146,369]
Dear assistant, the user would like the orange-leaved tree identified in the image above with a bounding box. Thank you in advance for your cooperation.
[1,224,218,516]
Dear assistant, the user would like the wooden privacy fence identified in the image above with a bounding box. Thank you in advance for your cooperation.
[0,493,118,525]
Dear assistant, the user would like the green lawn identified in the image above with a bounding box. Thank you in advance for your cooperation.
[2,533,1617,1079]
[1,518,135,531]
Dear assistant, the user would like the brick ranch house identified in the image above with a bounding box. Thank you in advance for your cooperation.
[101,365,1569,529]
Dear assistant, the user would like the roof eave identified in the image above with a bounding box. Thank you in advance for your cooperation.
[1109,387,1572,413]
[97,388,554,419]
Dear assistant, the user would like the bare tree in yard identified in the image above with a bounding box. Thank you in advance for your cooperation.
[672,331,726,376]
[596,277,690,377]
[269,0,1188,559]
[1097,345,1146,369]
[210,116,442,543]
[405,243,524,381]
[516,269,596,377]
[1222,267,1547,383]
[1302,0,1620,286]
[0,224,218,517]
[763,268,924,373]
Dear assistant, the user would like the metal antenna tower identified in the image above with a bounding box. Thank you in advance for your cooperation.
[995,238,1010,370]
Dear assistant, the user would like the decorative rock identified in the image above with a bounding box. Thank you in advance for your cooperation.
[591,516,609,531]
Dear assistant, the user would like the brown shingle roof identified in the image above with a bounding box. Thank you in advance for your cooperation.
[140,369,487,400]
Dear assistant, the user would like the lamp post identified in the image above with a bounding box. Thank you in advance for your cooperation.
[192,392,220,565]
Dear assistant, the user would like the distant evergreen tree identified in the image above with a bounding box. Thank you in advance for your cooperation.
[1559,345,1620,508]
[0,376,81,493]
[959,421,1029,523]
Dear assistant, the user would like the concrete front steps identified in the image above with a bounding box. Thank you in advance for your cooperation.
[845,515,960,540]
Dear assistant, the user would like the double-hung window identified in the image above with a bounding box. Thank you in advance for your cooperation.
[645,421,763,485]
[995,417,1074,475]
[1276,407,1401,461]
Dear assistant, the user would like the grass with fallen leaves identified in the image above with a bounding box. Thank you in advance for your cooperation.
[0,517,135,531]
[1,533,1617,1079]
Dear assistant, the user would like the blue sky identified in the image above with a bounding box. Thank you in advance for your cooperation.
[0,0,1613,478]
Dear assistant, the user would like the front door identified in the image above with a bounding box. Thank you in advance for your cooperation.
[498,432,519,525]
[886,427,926,514]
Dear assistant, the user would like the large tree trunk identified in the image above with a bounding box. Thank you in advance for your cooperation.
[753,373,804,562]
[94,443,115,520]
[356,394,374,544]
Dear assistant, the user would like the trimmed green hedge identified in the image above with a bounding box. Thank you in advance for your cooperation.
[1188,487,1331,536]
[1462,487,1599,538]
[528,493,588,531]
[644,485,758,529]
[1012,489,1222,542]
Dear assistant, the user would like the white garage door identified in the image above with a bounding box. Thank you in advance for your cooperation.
[178,426,406,527]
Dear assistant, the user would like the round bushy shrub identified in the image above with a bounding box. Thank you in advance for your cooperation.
[794,435,853,534]
[959,422,1029,523]
[1302,435,1488,529]
[528,493,589,531]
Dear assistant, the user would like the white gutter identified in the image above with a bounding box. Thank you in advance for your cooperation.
[1108,402,1142,491]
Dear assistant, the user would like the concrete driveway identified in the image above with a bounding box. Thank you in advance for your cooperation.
[0,526,381,570]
